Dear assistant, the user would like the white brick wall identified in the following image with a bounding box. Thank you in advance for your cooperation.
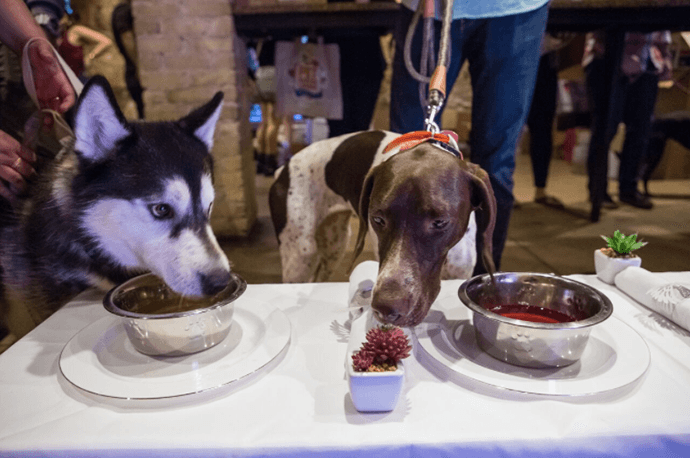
[131,0,256,236]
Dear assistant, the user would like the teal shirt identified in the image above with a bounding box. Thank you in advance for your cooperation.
[402,0,550,19]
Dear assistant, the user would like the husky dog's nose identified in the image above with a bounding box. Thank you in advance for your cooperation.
[199,269,231,296]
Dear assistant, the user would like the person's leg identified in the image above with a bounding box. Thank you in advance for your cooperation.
[327,34,386,137]
[389,8,465,133]
[465,3,548,272]
[263,102,279,176]
[526,53,558,192]
[584,59,626,205]
[618,72,659,208]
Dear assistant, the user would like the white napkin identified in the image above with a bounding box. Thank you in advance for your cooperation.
[615,267,690,331]
[347,260,379,311]
[346,261,379,363]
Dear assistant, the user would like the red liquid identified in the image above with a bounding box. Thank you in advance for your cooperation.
[487,304,576,323]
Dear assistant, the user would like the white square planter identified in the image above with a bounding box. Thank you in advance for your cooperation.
[594,249,641,284]
[347,358,404,412]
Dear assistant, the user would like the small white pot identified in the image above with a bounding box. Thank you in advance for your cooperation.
[594,249,641,284]
[347,358,404,412]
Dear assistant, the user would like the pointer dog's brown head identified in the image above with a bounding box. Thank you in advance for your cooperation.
[352,143,496,327]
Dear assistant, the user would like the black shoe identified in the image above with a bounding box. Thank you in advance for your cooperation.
[619,191,654,209]
[535,195,565,209]
[603,194,619,209]
[262,155,277,177]
[256,153,266,175]
[596,193,619,210]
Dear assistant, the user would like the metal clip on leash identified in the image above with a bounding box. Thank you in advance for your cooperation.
[424,83,443,134]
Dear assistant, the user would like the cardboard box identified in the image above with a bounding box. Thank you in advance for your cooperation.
[652,139,690,180]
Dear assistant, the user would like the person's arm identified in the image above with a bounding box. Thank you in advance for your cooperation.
[0,0,48,54]
[0,0,74,204]
[67,24,113,62]
[0,0,75,112]
[0,128,37,204]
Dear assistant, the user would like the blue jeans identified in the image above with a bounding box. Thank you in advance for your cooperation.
[390,4,548,272]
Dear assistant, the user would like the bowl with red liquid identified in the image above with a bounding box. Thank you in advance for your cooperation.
[458,273,613,368]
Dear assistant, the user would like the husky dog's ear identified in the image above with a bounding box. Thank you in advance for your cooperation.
[179,92,224,151]
[73,76,130,163]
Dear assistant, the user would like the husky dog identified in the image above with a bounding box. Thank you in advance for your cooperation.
[0,76,231,342]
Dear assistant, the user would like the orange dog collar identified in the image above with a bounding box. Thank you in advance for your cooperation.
[382,130,463,160]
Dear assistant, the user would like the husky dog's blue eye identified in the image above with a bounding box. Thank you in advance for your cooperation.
[150,203,173,219]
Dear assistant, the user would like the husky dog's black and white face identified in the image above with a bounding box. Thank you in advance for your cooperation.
[68,77,231,297]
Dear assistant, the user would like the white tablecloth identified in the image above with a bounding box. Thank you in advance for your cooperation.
[1,274,690,457]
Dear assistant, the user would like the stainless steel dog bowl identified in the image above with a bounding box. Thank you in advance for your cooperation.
[458,272,613,368]
[103,272,246,357]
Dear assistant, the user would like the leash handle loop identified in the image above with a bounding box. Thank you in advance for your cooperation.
[21,37,83,109]
[20,38,79,161]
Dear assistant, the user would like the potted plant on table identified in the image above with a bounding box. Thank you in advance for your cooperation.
[348,325,411,412]
[595,230,647,284]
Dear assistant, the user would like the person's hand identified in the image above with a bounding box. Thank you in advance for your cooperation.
[0,129,37,204]
[26,39,75,113]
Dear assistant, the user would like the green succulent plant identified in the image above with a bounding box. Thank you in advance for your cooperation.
[601,230,647,256]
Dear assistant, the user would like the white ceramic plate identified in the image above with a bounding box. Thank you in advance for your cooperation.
[414,295,650,396]
[59,297,291,399]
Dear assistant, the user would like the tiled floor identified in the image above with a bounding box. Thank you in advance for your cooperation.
[219,152,690,285]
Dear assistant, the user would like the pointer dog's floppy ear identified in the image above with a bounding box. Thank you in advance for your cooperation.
[73,76,130,164]
[350,165,379,271]
[179,92,224,151]
[465,162,497,275]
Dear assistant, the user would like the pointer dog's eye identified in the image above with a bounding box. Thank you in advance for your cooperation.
[150,203,174,219]
[432,219,449,230]
[372,216,386,228]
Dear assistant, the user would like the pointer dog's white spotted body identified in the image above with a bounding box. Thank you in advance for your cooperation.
[270,130,496,327]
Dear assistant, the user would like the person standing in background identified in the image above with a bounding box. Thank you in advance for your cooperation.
[57,11,112,83]
[526,32,578,209]
[583,30,672,210]
[389,0,550,273]
[111,1,144,119]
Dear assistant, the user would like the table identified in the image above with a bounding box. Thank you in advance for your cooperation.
[1,274,690,457]
[548,0,690,32]
[232,2,402,39]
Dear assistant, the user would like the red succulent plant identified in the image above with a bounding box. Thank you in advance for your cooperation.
[352,350,375,372]
[351,325,411,372]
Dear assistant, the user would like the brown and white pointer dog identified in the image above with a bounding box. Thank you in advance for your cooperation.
[269,130,496,327]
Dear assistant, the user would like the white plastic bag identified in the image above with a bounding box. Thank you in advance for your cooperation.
[275,38,343,120]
